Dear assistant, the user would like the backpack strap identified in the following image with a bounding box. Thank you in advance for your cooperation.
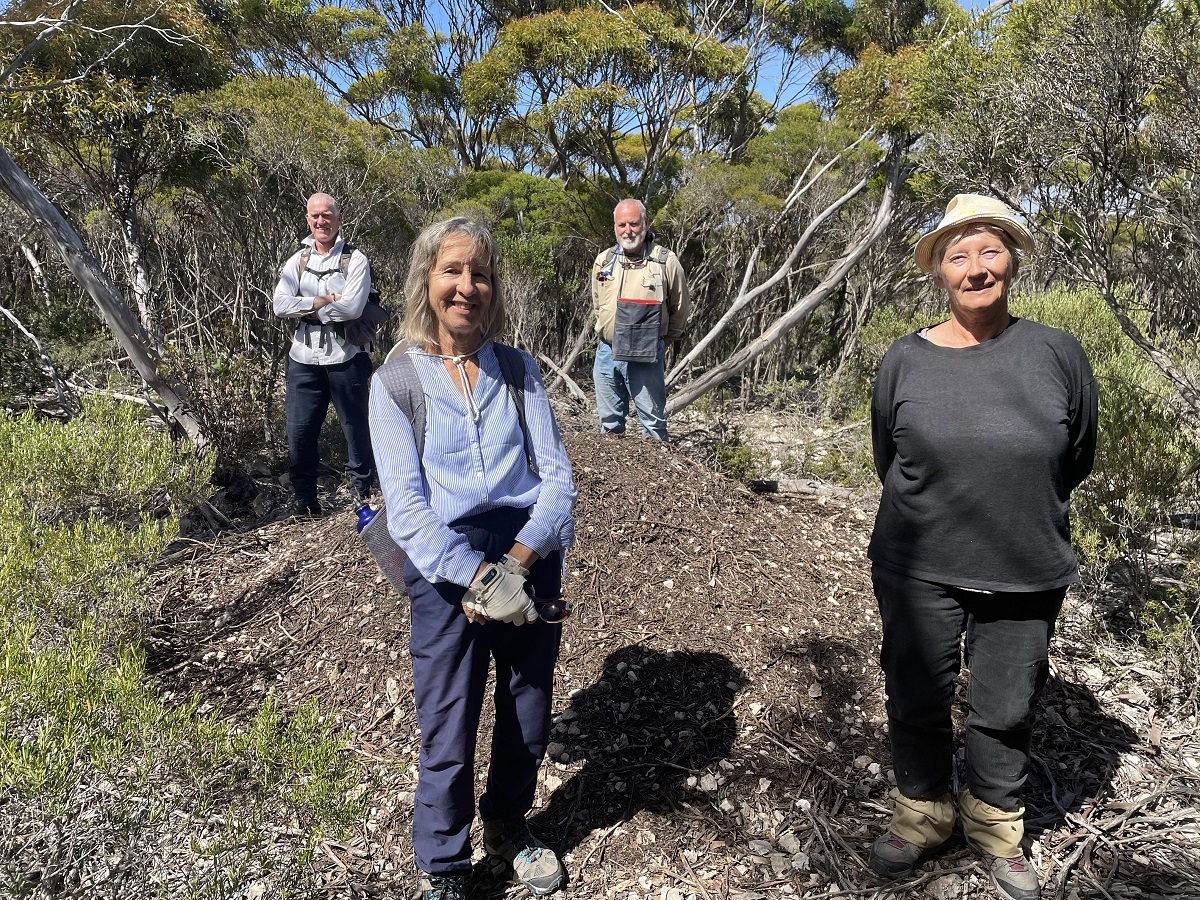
[493,343,537,475]
[375,342,427,458]
[597,245,620,281]
[338,243,355,278]
[297,246,311,277]
[374,342,535,473]
[648,242,669,307]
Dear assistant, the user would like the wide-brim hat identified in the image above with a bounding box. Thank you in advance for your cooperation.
[914,193,1035,273]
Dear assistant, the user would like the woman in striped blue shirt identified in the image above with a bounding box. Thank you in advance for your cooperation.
[368,218,577,900]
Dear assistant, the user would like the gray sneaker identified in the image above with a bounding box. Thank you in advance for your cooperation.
[483,818,564,895]
[985,853,1040,900]
[418,872,467,900]
[868,830,923,879]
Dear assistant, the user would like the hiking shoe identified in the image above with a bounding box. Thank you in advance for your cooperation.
[418,872,467,900]
[985,853,1040,900]
[868,830,923,879]
[483,818,564,895]
[292,498,323,517]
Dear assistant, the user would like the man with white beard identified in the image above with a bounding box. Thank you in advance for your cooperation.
[589,198,690,440]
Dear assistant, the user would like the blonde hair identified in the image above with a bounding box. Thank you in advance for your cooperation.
[400,218,506,349]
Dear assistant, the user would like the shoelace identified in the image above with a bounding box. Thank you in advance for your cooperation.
[425,875,464,900]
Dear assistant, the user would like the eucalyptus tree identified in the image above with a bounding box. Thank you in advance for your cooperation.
[0,0,212,443]
[0,0,229,340]
[241,0,511,169]
[915,0,1200,435]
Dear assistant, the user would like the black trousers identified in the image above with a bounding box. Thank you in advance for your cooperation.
[284,353,375,501]
[873,564,1065,810]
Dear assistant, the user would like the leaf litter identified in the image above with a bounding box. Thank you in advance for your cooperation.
[125,432,1200,898]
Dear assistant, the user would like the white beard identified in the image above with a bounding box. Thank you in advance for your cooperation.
[617,235,645,254]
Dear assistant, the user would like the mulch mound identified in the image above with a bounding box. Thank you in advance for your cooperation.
[146,432,1199,899]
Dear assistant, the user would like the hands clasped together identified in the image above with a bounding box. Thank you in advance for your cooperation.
[463,554,538,625]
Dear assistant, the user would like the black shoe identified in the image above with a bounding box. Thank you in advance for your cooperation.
[418,872,467,900]
[292,498,323,517]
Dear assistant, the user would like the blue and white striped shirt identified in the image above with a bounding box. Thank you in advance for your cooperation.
[369,343,578,587]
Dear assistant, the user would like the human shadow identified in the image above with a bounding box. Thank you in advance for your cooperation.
[1023,674,1139,834]
[529,645,749,870]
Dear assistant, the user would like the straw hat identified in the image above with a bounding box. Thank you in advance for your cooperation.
[914,193,1034,273]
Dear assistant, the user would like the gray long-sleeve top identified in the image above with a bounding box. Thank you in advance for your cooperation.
[868,317,1098,592]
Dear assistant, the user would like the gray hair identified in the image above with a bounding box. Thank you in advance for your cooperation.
[401,217,506,348]
[614,198,648,226]
[932,223,1021,277]
[307,192,340,215]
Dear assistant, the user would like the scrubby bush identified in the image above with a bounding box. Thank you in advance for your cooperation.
[0,399,363,895]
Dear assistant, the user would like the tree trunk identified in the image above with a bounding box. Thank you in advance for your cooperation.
[113,144,158,346]
[666,144,909,414]
[0,142,207,447]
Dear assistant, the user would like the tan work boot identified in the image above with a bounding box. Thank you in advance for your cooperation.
[868,789,955,879]
[960,790,1039,900]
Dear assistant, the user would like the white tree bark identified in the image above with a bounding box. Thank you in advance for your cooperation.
[113,144,158,344]
[667,132,879,388]
[0,142,207,447]
[666,144,910,414]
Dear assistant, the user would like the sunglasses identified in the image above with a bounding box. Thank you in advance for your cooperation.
[532,596,573,624]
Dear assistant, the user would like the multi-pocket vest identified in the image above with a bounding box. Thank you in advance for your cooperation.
[597,243,670,363]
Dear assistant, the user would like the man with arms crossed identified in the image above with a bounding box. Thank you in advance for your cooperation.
[273,193,375,515]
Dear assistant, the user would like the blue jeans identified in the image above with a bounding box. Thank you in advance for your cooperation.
[872,565,1065,810]
[593,338,668,440]
[404,505,563,875]
[285,353,375,501]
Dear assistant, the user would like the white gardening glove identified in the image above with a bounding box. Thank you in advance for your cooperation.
[464,561,537,625]
[498,553,530,578]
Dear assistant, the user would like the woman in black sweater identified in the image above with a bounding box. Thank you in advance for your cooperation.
[866,195,1097,900]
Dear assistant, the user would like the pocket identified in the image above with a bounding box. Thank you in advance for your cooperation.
[613,298,662,362]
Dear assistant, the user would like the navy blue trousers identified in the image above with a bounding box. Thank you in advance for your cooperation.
[405,505,563,875]
[873,565,1065,810]
[285,352,375,501]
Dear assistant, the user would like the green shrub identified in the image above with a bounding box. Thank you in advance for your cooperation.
[0,395,213,524]
[1011,288,1200,577]
[714,430,763,482]
[0,398,364,895]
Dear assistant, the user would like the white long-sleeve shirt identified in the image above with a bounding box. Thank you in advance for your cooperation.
[273,236,372,365]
